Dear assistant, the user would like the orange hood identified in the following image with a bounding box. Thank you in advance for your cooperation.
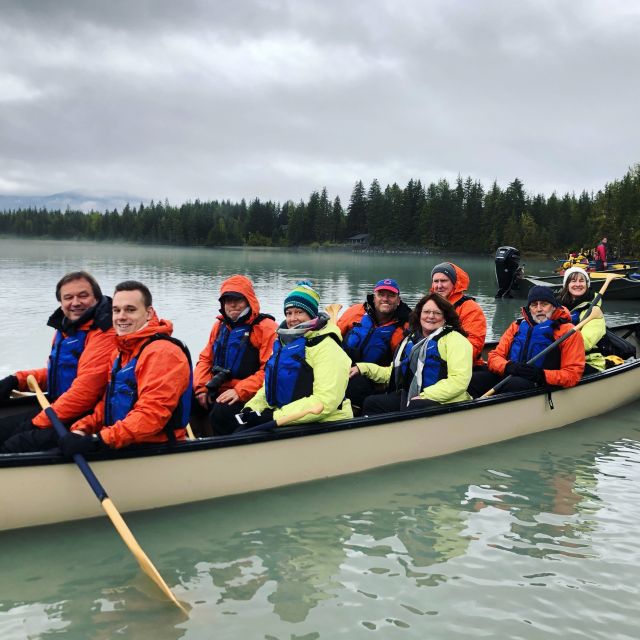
[218,274,261,322]
[430,262,471,305]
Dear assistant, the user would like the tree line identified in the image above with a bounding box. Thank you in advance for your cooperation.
[1,164,638,255]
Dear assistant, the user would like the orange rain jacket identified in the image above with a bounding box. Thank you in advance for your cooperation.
[430,262,487,366]
[193,275,277,401]
[337,295,411,364]
[71,314,191,448]
[14,299,116,428]
[487,305,585,388]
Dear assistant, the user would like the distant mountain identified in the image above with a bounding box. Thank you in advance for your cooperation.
[0,191,149,213]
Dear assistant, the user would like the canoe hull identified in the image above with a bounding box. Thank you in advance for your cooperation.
[2,357,639,532]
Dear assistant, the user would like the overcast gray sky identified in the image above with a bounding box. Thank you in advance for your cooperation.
[1,0,639,206]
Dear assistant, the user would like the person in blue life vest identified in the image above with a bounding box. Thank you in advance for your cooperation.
[58,280,192,457]
[468,285,585,397]
[193,275,277,435]
[556,267,606,374]
[236,281,353,430]
[357,292,473,415]
[337,278,411,414]
[0,271,115,453]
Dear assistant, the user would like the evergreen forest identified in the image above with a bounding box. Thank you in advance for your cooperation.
[1,164,639,256]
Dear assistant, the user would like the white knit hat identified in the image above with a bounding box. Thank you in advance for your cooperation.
[563,266,590,288]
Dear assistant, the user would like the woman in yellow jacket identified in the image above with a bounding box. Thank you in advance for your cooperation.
[556,267,606,373]
[357,293,473,415]
[238,281,353,430]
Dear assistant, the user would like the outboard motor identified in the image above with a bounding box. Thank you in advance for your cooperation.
[495,246,521,298]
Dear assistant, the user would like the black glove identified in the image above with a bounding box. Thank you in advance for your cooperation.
[59,432,106,458]
[0,375,18,401]
[512,363,546,384]
[235,408,274,429]
[504,361,518,377]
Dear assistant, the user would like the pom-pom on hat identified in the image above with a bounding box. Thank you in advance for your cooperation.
[284,280,320,318]
[527,285,559,307]
[563,266,591,289]
[431,262,457,284]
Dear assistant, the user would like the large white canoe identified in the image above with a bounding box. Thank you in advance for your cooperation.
[2,323,639,532]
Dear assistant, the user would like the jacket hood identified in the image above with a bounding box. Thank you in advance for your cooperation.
[47,295,113,334]
[429,262,470,304]
[520,304,572,326]
[218,274,260,322]
[115,311,173,355]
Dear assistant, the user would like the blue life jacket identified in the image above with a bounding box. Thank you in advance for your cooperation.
[212,314,272,379]
[508,315,561,370]
[265,332,341,408]
[390,332,420,392]
[391,329,451,392]
[105,334,193,440]
[343,313,400,365]
[414,331,450,391]
[47,330,88,400]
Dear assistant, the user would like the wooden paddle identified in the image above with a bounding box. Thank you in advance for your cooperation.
[237,403,324,435]
[325,303,343,324]
[481,272,617,400]
[26,375,188,615]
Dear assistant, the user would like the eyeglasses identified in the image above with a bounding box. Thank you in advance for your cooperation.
[423,310,444,317]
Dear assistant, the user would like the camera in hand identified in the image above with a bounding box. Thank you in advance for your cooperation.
[205,366,231,401]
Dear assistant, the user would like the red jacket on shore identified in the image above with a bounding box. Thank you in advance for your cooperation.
[71,314,191,448]
[488,305,585,388]
[193,275,277,401]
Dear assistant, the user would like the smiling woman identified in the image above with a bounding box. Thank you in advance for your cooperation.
[358,292,473,415]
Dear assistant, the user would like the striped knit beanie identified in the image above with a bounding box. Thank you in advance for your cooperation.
[284,280,320,318]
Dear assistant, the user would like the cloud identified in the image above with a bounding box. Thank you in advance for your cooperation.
[0,0,639,205]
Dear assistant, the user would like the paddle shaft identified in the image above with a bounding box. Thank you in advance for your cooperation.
[26,375,187,614]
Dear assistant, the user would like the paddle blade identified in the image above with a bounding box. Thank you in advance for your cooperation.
[324,303,343,324]
[101,498,189,615]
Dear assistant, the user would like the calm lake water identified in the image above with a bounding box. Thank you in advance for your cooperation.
[1,238,639,639]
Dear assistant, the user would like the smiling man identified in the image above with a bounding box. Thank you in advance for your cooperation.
[0,271,115,453]
[469,285,585,396]
[58,280,192,457]
[338,278,411,413]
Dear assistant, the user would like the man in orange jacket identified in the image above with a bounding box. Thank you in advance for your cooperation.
[0,271,116,453]
[59,280,192,457]
[193,275,277,435]
[469,285,585,397]
[338,278,411,412]
[430,262,487,367]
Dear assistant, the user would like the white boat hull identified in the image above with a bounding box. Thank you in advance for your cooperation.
[2,358,639,532]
